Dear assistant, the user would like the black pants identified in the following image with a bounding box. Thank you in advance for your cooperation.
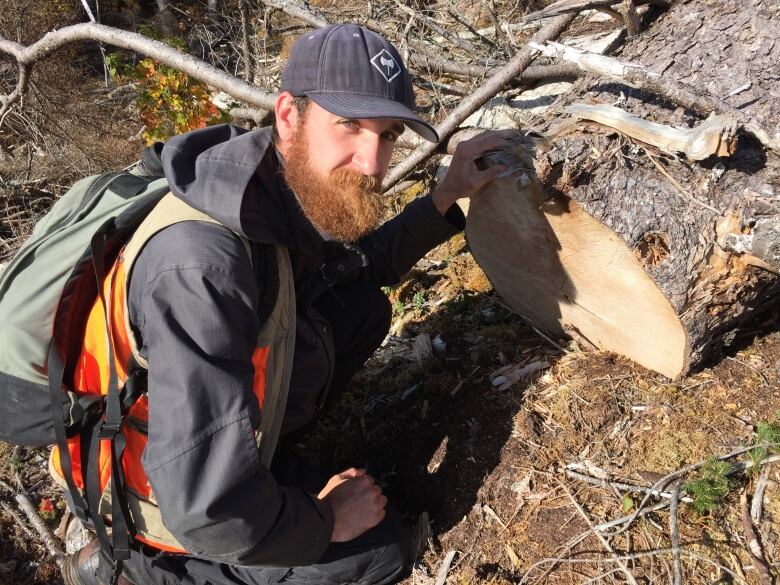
[123,281,406,585]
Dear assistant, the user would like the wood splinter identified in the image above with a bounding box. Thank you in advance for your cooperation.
[564,102,737,161]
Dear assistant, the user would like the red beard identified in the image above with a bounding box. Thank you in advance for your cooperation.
[281,127,382,242]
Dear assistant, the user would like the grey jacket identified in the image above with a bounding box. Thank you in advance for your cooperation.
[126,125,465,566]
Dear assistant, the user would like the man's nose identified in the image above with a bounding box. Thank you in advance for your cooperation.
[352,136,383,178]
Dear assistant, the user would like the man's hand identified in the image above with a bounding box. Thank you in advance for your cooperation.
[431,130,515,215]
[318,468,387,542]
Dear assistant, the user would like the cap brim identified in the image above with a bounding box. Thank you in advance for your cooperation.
[307,92,439,143]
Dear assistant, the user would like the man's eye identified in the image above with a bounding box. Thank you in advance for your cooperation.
[339,119,358,129]
[383,132,399,142]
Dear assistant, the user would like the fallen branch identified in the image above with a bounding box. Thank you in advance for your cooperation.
[383,13,577,191]
[739,493,773,585]
[532,41,780,154]
[0,478,65,566]
[669,481,682,585]
[435,550,458,585]
[558,479,639,585]
[258,0,328,28]
[751,465,771,524]
[565,469,694,503]
[523,0,671,21]
[517,547,747,585]
[0,23,276,116]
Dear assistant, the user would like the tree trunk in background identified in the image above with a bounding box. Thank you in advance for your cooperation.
[154,0,179,37]
[466,0,779,379]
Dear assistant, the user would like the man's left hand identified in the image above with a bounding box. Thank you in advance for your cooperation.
[431,129,516,215]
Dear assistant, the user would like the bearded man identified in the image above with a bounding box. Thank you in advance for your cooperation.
[65,23,509,585]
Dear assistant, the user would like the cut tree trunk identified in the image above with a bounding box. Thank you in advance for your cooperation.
[465,0,779,378]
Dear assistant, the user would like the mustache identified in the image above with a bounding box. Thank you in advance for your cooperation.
[329,169,382,193]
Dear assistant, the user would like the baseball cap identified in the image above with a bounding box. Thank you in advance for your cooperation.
[281,24,439,143]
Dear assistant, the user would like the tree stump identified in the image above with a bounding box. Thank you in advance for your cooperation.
[465,0,779,378]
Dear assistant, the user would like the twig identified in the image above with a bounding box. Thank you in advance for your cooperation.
[13,492,66,567]
[727,356,771,388]
[669,480,682,585]
[0,500,37,540]
[604,444,780,538]
[739,493,773,585]
[558,479,639,585]
[435,550,458,585]
[751,465,771,524]
[642,148,721,214]
[518,547,746,585]
[566,469,693,502]
[383,13,577,191]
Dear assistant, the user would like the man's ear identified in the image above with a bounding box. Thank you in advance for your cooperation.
[274,91,300,146]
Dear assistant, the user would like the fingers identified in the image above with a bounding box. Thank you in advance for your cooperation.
[458,129,516,158]
[338,467,367,479]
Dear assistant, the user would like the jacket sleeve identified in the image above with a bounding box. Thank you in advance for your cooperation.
[358,194,465,286]
[129,222,333,566]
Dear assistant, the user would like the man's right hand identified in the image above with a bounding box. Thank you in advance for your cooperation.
[317,468,387,542]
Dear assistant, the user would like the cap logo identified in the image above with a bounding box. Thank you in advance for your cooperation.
[370,49,400,83]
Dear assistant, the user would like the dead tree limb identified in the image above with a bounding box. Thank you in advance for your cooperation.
[558,479,640,585]
[0,23,277,117]
[739,493,773,585]
[0,478,65,566]
[383,13,577,191]
[523,0,671,21]
[257,0,328,28]
[392,0,480,55]
[532,41,780,154]
[238,0,254,82]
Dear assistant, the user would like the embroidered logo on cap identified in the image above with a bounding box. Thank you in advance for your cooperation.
[370,49,400,83]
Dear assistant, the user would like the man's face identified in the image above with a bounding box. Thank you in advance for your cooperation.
[279,100,404,242]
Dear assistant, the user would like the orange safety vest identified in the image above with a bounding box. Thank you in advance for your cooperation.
[50,194,296,553]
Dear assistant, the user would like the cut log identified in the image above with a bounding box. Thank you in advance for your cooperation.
[466,141,778,378]
[462,0,779,379]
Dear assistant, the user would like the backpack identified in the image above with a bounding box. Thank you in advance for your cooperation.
[0,147,288,583]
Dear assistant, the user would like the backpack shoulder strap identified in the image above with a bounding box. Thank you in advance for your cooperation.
[120,192,252,368]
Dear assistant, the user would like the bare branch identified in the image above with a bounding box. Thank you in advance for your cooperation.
[383,13,577,191]
[523,0,671,21]
[0,23,276,110]
[739,493,773,585]
[258,0,328,28]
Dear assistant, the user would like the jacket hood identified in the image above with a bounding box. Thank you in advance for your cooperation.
[161,124,298,248]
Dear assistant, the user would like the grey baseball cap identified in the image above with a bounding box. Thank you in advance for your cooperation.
[281,23,439,143]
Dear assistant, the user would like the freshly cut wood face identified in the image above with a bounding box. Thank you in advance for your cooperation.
[466,174,688,379]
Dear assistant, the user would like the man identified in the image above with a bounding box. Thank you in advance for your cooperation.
[64,23,509,585]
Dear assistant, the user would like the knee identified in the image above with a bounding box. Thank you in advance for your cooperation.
[359,509,413,585]
[359,540,410,585]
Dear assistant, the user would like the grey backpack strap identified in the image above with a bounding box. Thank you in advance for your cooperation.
[255,246,295,467]
[120,193,252,368]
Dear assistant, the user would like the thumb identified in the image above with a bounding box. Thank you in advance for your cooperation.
[339,468,367,479]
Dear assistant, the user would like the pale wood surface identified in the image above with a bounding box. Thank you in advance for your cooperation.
[467,173,688,378]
